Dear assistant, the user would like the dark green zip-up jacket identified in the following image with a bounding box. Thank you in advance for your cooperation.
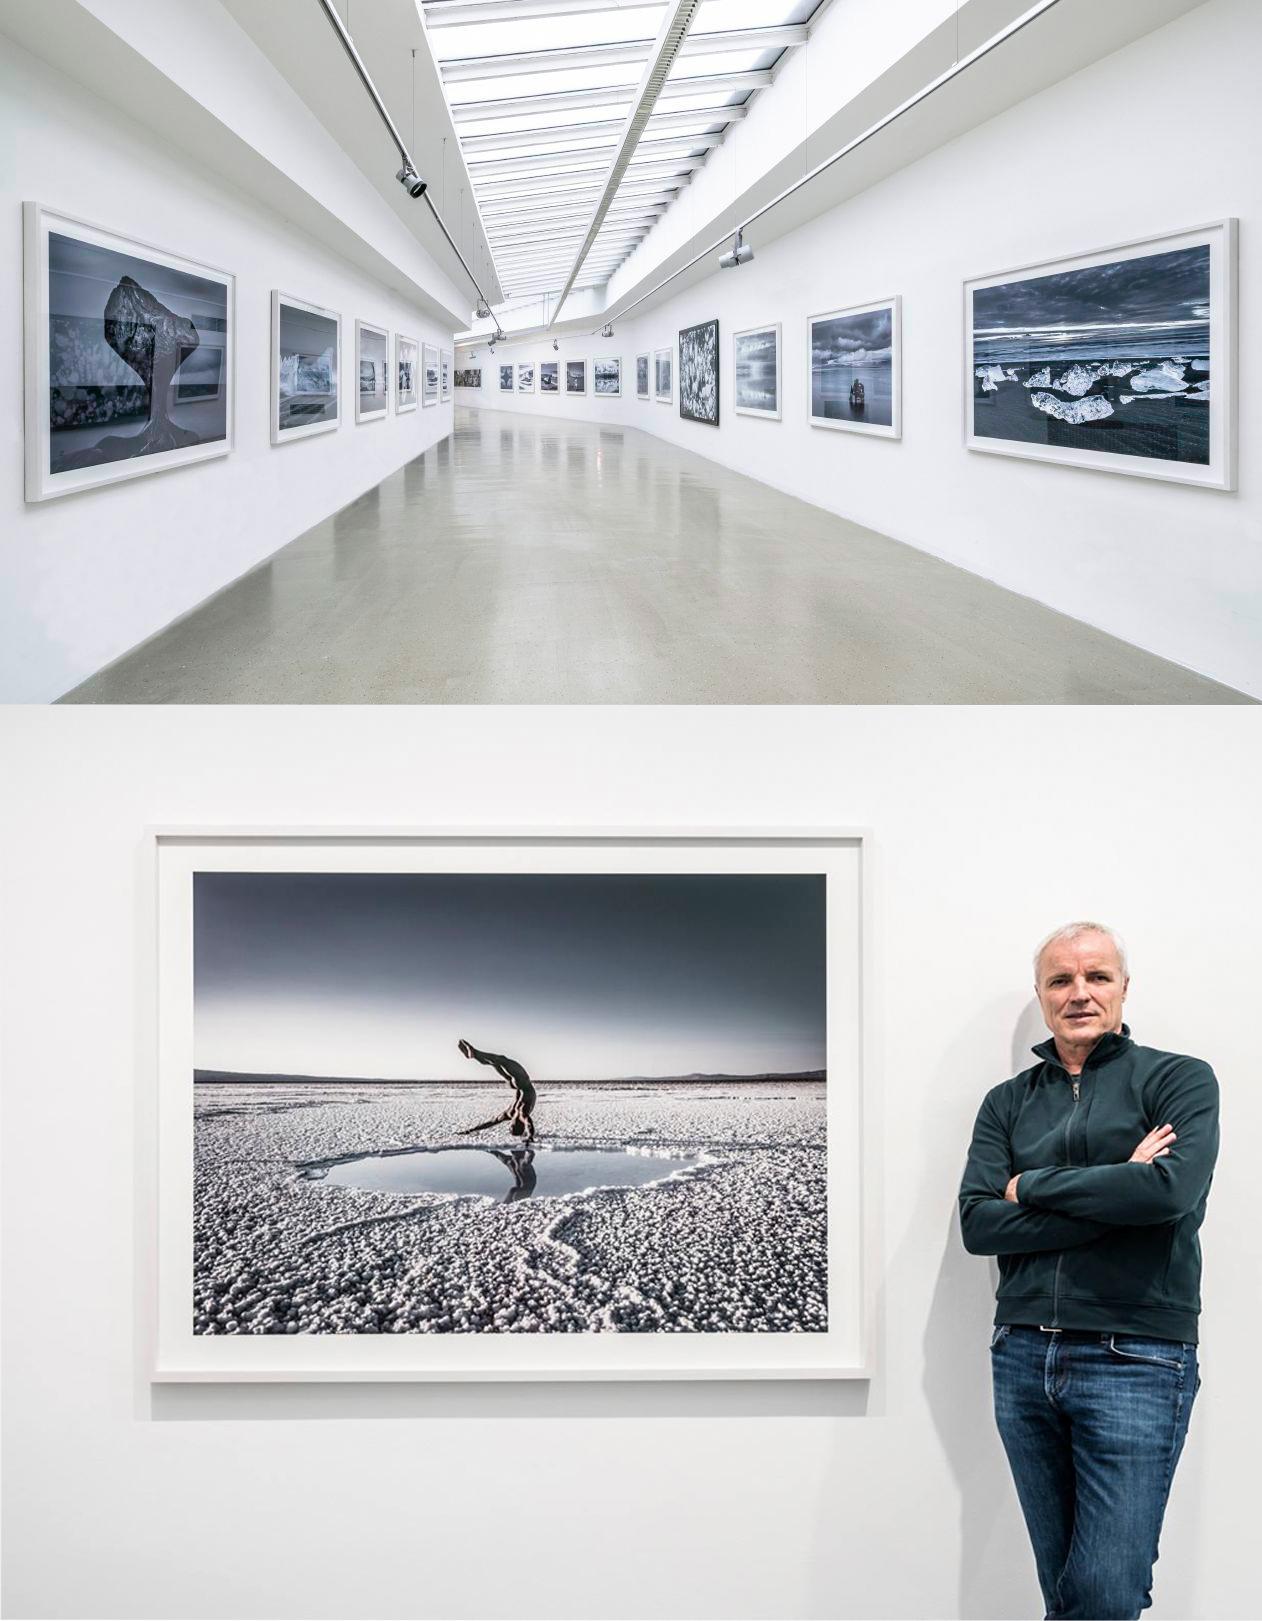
[958,1027,1219,1343]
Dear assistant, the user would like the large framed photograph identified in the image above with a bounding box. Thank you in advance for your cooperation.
[540,360,559,394]
[593,356,621,397]
[517,361,535,394]
[355,320,388,422]
[636,353,650,399]
[441,350,452,402]
[149,827,871,1383]
[498,363,514,393]
[679,318,719,425]
[809,297,900,437]
[454,367,481,390]
[23,202,234,502]
[734,323,781,420]
[654,346,672,403]
[965,220,1236,488]
[566,359,587,395]
[271,292,338,445]
[422,343,439,408]
[394,333,418,413]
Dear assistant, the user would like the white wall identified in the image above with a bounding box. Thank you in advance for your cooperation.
[0,38,456,704]
[2,704,1260,1621]
[461,0,1261,699]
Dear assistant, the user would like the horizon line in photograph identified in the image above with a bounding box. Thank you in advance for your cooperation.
[194,871,828,1082]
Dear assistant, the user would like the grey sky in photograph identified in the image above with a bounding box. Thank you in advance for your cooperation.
[194,872,826,1080]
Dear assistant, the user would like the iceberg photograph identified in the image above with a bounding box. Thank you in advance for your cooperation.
[355,321,388,419]
[970,240,1213,469]
[734,324,781,418]
[275,295,338,439]
[809,299,900,436]
[191,871,829,1338]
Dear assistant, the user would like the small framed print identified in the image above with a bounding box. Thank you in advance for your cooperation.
[593,356,621,397]
[355,319,389,422]
[422,343,439,408]
[733,323,781,421]
[540,360,559,394]
[635,353,650,399]
[271,291,339,445]
[440,349,452,402]
[395,333,418,412]
[565,359,586,395]
[517,361,535,394]
[654,346,672,403]
[498,363,514,393]
[808,297,900,438]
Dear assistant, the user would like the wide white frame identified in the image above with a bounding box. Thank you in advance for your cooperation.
[654,346,672,403]
[516,360,536,394]
[635,352,650,399]
[23,201,235,502]
[540,360,559,395]
[149,827,874,1383]
[964,219,1237,489]
[565,358,587,396]
[354,319,389,422]
[270,291,339,445]
[422,342,439,408]
[498,362,514,393]
[593,356,621,397]
[441,349,452,402]
[733,322,782,421]
[395,332,419,413]
[454,366,482,391]
[808,296,901,439]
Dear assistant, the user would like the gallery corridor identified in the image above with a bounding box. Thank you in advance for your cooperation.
[61,409,1249,705]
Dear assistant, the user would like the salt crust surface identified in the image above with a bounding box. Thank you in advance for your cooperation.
[194,1083,828,1336]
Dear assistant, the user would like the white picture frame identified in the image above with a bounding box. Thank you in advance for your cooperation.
[635,353,650,399]
[271,291,339,445]
[498,362,514,393]
[565,358,587,396]
[23,201,235,502]
[516,361,536,394]
[654,346,672,403]
[148,826,874,1384]
[808,296,901,439]
[593,356,621,397]
[964,219,1236,489]
[441,349,452,402]
[540,360,559,395]
[422,343,439,408]
[733,322,782,421]
[394,332,418,413]
[354,319,389,422]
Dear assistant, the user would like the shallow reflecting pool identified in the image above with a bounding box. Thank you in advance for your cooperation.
[300,1144,705,1202]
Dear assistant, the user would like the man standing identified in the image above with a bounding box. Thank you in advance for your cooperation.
[959,922,1219,1621]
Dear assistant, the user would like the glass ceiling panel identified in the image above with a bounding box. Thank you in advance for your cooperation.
[449,63,646,103]
[426,7,669,61]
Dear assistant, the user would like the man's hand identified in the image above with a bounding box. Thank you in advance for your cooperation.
[1129,1123,1176,1163]
[1004,1174,1020,1203]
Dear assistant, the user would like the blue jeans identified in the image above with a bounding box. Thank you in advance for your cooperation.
[990,1325,1199,1620]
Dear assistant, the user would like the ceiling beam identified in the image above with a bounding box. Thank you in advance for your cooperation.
[449,69,771,121]
[440,25,806,81]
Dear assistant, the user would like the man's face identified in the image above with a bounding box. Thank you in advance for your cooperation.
[1035,931,1129,1052]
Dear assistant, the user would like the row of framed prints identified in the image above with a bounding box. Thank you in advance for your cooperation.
[462,219,1236,490]
[21,201,451,503]
[489,357,624,396]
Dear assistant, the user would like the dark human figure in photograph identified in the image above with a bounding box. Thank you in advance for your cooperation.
[488,1146,538,1203]
[959,921,1218,1621]
[458,1038,538,1140]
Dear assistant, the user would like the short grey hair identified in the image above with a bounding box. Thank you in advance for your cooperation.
[1034,920,1129,981]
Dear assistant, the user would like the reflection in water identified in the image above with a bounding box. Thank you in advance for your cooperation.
[300,1143,703,1203]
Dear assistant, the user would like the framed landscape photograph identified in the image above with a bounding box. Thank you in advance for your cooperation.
[809,297,900,438]
[734,323,781,420]
[149,827,871,1383]
[422,343,439,408]
[441,350,452,402]
[636,353,650,399]
[454,367,481,390]
[593,356,621,397]
[355,319,388,422]
[540,360,559,394]
[679,318,719,426]
[965,219,1237,488]
[517,361,535,394]
[654,346,672,403]
[499,363,514,393]
[271,292,338,444]
[395,333,418,412]
[566,359,587,395]
[23,202,234,501]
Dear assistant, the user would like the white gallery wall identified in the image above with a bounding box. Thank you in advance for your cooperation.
[0,36,457,704]
[460,0,1261,700]
[3,705,1260,1621]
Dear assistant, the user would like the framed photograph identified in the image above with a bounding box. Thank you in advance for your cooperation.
[517,361,535,394]
[355,319,388,422]
[441,350,452,402]
[965,219,1236,488]
[679,318,719,426]
[499,363,514,393]
[23,201,234,502]
[654,346,672,403]
[149,827,872,1383]
[734,323,781,420]
[454,367,482,389]
[540,360,559,394]
[271,292,338,444]
[394,333,418,413]
[809,297,900,438]
[422,343,439,408]
[636,353,650,399]
[593,356,621,397]
[565,359,587,395]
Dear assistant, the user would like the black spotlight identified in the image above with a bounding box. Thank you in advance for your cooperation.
[396,164,428,199]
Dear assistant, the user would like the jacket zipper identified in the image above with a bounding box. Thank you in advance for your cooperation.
[1050,1076,1081,1326]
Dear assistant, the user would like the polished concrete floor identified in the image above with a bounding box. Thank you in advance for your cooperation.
[62,408,1250,704]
